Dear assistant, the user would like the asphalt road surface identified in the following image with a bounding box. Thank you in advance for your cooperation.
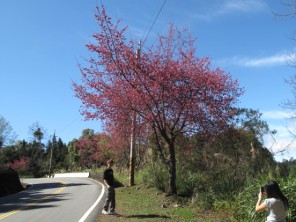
[0,177,105,222]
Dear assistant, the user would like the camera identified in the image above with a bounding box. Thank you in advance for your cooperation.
[260,186,265,193]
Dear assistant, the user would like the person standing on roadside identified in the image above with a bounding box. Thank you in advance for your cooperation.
[102,159,116,215]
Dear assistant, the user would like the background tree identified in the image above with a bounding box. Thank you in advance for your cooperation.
[27,124,46,177]
[81,129,95,139]
[236,108,272,140]
[73,4,243,195]
[0,145,19,169]
[0,140,30,173]
[14,140,29,157]
[76,129,97,168]
[53,138,67,169]
[76,130,113,168]
[27,141,45,177]
[66,139,79,171]
[46,135,67,174]
[0,115,17,147]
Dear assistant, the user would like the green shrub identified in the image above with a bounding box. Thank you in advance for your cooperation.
[232,179,266,222]
[142,161,168,192]
[280,176,296,221]
[141,161,216,210]
[196,188,216,210]
[176,170,206,197]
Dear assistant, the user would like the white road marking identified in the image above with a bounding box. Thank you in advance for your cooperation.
[78,179,105,222]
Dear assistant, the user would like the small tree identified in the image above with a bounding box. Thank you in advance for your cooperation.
[46,136,67,173]
[73,4,243,195]
[0,115,17,147]
[66,139,79,171]
[28,123,46,177]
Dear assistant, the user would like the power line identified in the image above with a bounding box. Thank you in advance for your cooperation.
[143,0,167,46]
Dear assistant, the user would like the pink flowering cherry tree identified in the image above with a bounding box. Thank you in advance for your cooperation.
[73,4,243,195]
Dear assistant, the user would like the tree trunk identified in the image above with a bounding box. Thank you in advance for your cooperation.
[168,142,177,195]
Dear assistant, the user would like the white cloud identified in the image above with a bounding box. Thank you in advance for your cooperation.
[217,52,295,67]
[238,53,295,67]
[192,0,268,21]
[220,0,267,14]
[262,110,291,120]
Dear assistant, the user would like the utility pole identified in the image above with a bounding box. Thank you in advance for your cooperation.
[48,132,56,178]
[129,41,141,187]
[129,113,136,186]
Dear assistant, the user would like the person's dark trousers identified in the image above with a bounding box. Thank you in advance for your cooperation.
[103,187,115,212]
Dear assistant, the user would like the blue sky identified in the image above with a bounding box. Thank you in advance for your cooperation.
[0,0,295,161]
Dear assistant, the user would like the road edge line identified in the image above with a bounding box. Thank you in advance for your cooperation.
[78,178,105,222]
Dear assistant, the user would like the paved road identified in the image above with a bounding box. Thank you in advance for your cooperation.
[0,178,105,222]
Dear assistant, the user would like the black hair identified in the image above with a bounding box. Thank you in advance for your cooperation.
[265,180,289,209]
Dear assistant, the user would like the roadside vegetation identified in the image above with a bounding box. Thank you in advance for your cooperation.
[1,1,296,221]
[94,163,296,222]
[2,108,296,221]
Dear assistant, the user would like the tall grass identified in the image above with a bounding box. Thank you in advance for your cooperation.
[280,176,296,221]
[232,177,267,222]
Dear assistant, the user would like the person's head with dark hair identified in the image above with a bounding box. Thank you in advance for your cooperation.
[265,180,289,209]
[107,159,113,164]
[106,159,113,167]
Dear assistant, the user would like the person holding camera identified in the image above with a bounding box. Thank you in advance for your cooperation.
[256,180,289,222]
